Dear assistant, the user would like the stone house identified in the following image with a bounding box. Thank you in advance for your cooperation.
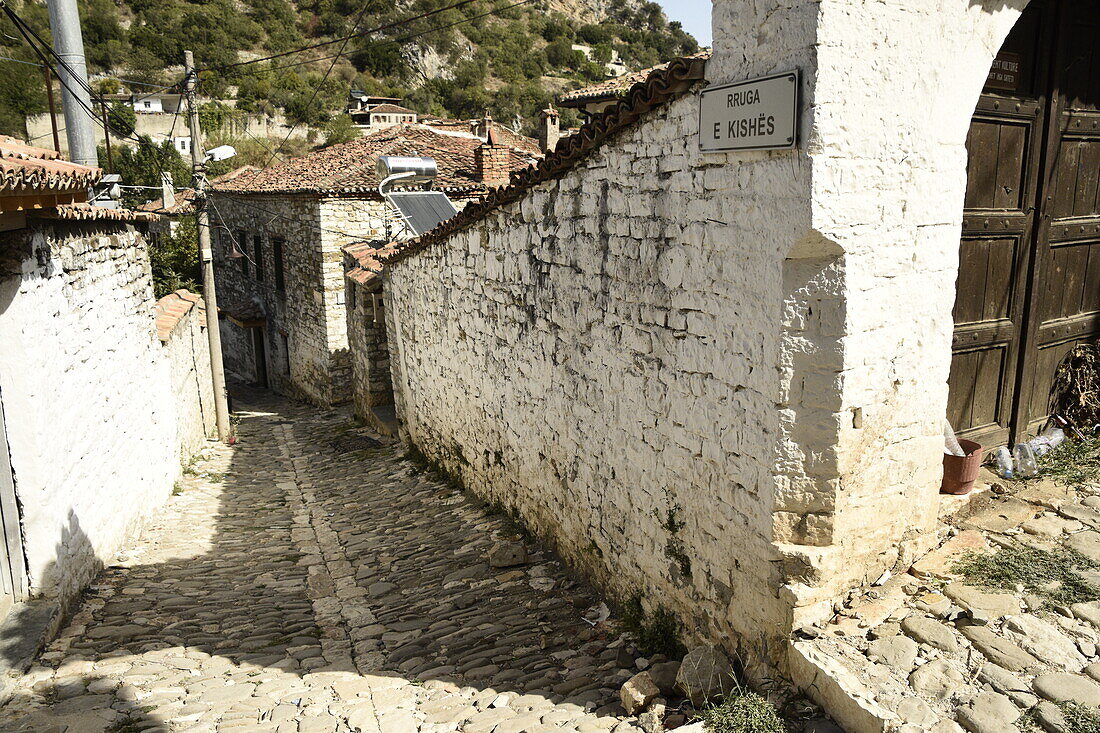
[370,0,1100,728]
[0,136,215,640]
[349,102,419,131]
[209,123,540,408]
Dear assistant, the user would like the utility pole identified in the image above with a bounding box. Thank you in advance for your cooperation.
[41,65,61,155]
[184,50,231,441]
[46,0,96,165]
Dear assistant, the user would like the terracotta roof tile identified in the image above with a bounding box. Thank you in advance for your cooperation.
[343,241,400,290]
[558,50,711,106]
[36,203,156,223]
[383,52,708,267]
[368,103,418,115]
[0,134,102,194]
[214,125,538,197]
[138,188,196,215]
[155,289,205,341]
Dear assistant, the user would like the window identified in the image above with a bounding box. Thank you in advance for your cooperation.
[235,230,249,276]
[279,333,290,374]
[273,237,285,292]
[348,282,356,311]
[252,234,264,282]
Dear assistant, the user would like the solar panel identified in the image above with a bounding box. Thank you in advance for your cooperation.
[385,191,459,236]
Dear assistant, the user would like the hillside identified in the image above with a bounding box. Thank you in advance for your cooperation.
[0,0,698,139]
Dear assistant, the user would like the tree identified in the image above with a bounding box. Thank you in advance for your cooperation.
[149,215,201,298]
[322,114,359,147]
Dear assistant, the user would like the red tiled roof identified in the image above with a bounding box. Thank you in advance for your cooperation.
[343,241,401,290]
[35,203,156,223]
[384,52,708,267]
[213,125,538,197]
[155,289,205,341]
[368,103,417,115]
[0,135,102,194]
[421,117,542,157]
[558,50,711,106]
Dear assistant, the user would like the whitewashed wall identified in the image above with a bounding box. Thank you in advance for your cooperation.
[385,0,1032,678]
[0,224,177,609]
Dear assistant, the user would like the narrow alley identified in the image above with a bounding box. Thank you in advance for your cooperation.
[0,391,641,733]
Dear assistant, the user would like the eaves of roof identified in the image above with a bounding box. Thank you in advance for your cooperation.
[382,52,707,268]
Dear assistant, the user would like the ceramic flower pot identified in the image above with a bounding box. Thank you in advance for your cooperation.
[941,439,984,495]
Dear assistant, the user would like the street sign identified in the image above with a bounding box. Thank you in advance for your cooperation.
[699,70,799,152]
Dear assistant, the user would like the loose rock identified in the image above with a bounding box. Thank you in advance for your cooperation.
[675,646,733,706]
[620,672,659,716]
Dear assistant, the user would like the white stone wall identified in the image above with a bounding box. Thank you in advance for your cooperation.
[386,92,795,664]
[0,223,178,609]
[385,0,1032,678]
[161,302,216,460]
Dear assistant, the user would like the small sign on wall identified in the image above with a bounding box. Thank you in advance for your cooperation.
[699,70,800,152]
[985,52,1022,92]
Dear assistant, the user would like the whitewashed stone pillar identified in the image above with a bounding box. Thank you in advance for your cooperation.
[708,0,1032,635]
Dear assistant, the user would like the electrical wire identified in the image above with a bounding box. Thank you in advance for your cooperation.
[199,0,482,74]
[1,4,185,180]
[211,0,533,80]
[257,0,382,169]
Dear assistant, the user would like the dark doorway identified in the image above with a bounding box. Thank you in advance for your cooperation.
[252,328,269,389]
[949,0,1100,445]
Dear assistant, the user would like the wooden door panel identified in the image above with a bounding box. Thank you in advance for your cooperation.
[1016,0,1100,434]
[948,346,1009,439]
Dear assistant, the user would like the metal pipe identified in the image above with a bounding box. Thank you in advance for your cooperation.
[46,0,97,165]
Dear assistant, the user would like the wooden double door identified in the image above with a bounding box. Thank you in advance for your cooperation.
[949,0,1100,446]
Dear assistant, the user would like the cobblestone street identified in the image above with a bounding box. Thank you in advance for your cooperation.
[0,391,642,733]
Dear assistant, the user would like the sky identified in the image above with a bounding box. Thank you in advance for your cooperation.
[656,0,712,47]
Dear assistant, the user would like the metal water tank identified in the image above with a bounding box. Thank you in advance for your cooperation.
[375,156,438,185]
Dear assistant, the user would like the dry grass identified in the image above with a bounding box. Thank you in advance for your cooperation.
[953,544,1099,607]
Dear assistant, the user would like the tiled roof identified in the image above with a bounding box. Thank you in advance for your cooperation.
[368,103,417,115]
[213,125,538,197]
[155,289,205,341]
[420,117,542,156]
[383,52,707,267]
[343,241,401,290]
[558,50,711,105]
[34,203,156,223]
[0,135,102,194]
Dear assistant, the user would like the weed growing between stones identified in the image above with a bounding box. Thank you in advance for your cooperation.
[1035,434,1100,486]
[1057,701,1100,733]
[1021,701,1100,733]
[953,544,1100,606]
[620,596,686,658]
[699,684,786,733]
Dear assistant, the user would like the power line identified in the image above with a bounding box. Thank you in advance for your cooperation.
[0,55,180,92]
[256,0,382,168]
[199,0,482,74]
[211,0,534,80]
[1,3,185,179]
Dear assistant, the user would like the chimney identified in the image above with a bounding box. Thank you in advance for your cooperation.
[160,171,176,210]
[475,128,512,187]
[538,106,560,153]
[475,110,493,140]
